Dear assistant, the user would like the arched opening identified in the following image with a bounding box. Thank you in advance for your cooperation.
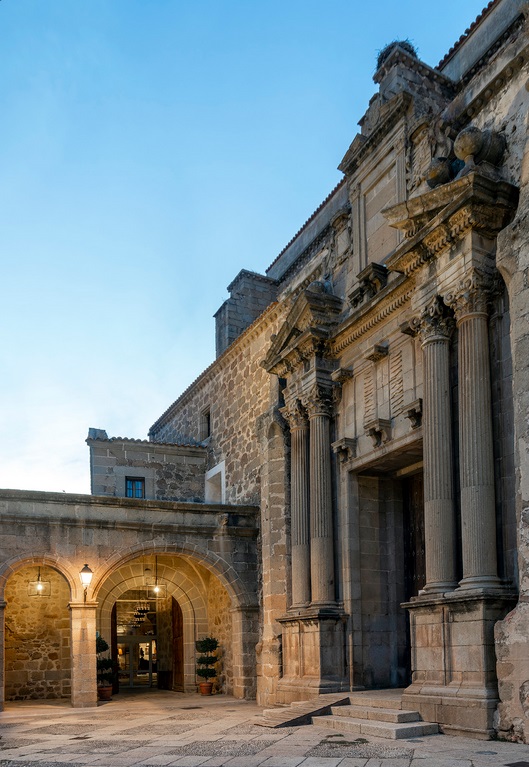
[4,564,71,701]
[96,553,234,695]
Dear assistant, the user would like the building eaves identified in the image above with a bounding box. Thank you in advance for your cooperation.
[86,434,205,449]
[437,0,501,69]
[149,300,281,436]
[265,177,346,275]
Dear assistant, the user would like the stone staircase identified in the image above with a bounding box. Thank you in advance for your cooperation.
[314,689,439,740]
[255,692,351,728]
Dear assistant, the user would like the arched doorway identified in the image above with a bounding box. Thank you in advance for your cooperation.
[96,554,234,694]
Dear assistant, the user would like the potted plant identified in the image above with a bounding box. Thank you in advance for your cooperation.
[96,634,114,701]
[195,636,218,695]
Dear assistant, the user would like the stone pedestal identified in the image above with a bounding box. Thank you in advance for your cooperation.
[403,590,516,738]
[275,607,348,704]
[69,601,98,708]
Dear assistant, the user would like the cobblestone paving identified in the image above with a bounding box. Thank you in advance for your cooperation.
[1,690,529,767]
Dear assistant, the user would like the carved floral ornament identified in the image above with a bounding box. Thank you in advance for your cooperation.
[280,399,308,431]
[302,384,334,419]
[410,296,454,342]
[444,270,491,320]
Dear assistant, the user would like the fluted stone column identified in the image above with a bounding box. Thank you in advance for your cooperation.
[305,385,336,606]
[447,272,501,589]
[284,400,311,608]
[414,297,458,593]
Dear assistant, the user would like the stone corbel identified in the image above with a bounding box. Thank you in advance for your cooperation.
[348,263,388,308]
[331,437,357,464]
[365,418,392,447]
[330,367,354,406]
[405,399,423,429]
[364,343,389,363]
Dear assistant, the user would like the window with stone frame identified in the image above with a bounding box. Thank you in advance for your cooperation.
[125,477,145,499]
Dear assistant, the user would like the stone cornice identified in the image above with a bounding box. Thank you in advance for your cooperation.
[384,172,519,276]
[339,91,412,176]
[331,276,413,357]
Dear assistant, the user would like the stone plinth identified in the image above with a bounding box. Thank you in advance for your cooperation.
[275,608,348,704]
[403,589,516,738]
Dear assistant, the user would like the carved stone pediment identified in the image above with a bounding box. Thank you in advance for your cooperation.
[384,171,519,276]
[262,282,343,376]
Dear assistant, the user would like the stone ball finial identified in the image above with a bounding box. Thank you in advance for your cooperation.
[425,157,454,189]
[454,126,484,164]
[454,125,506,168]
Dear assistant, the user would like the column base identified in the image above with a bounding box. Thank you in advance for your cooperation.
[275,607,348,705]
[403,588,517,738]
[458,575,503,590]
[422,581,458,594]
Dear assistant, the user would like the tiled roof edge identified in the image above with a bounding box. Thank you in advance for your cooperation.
[437,0,500,70]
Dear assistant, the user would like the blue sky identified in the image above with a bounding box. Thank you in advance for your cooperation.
[1,0,488,493]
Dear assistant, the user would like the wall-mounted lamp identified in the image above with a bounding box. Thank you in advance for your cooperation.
[79,564,93,602]
[28,567,51,597]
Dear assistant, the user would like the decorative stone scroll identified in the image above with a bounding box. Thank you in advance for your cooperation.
[331,437,357,464]
[365,418,391,447]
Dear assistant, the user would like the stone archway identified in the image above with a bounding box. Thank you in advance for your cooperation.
[95,553,235,694]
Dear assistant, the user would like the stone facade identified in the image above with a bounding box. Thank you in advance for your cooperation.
[146,0,529,740]
[3,0,529,745]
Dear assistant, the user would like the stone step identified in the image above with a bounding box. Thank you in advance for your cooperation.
[331,704,420,723]
[255,693,351,728]
[314,714,439,740]
[347,689,406,710]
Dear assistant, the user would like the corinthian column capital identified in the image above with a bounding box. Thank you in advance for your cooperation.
[411,296,454,344]
[281,399,308,431]
[303,384,334,419]
[444,269,491,321]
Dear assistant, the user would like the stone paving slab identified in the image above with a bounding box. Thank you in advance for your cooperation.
[2,691,529,767]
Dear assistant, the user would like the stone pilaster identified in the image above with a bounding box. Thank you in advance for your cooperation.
[412,297,457,593]
[304,385,336,607]
[283,400,311,608]
[446,271,501,589]
[69,601,98,708]
[0,601,5,712]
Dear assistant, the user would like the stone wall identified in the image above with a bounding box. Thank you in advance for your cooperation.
[87,433,206,503]
[150,306,284,506]
[206,573,232,694]
[215,270,278,357]
[5,566,71,700]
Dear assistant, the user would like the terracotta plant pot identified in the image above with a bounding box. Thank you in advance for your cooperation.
[198,682,213,695]
[97,685,113,701]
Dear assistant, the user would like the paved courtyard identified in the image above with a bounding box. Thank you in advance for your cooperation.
[1,690,529,767]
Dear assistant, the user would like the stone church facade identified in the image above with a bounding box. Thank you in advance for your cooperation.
[2,0,529,744]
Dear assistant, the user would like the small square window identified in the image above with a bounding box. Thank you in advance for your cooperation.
[125,477,145,499]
